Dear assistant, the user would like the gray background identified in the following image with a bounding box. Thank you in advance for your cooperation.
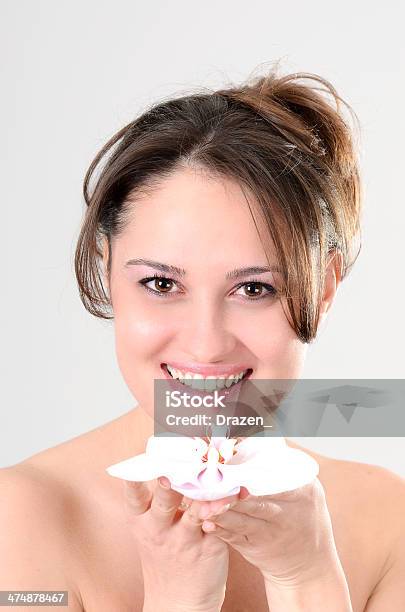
[1,1,404,476]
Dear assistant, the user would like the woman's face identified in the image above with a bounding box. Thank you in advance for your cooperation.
[105,167,309,420]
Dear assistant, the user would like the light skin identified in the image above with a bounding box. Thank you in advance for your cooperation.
[103,165,349,610]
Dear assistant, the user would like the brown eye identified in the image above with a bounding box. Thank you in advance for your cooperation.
[154,277,173,292]
[243,282,263,297]
[139,274,179,297]
[139,275,277,301]
[234,281,277,301]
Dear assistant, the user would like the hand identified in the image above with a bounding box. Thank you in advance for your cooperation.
[124,476,238,612]
[200,478,346,590]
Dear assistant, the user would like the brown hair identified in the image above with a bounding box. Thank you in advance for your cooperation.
[74,65,363,343]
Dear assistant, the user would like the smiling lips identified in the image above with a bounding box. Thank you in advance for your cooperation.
[162,363,252,392]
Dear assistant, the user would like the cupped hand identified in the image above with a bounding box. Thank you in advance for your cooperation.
[199,478,345,589]
[124,476,238,611]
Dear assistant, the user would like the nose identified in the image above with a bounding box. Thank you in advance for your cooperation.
[180,296,237,363]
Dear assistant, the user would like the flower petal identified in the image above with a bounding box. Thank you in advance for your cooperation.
[218,438,238,462]
[106,454,203,486]
[146,435,208,460]
[218,448,319,495]
[227,436,286,464]
[171,480,241,501]
[105,435,319,501]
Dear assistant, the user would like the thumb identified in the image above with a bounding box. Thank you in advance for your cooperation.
[124,480,152,515]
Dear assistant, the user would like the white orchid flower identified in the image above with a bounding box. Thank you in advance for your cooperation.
[106,434,319,501]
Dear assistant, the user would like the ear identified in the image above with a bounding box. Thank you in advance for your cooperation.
[317,250,342,330]
[101,237,111,293]
[102,237,109,272]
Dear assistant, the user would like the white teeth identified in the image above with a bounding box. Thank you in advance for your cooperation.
[216,376,226,390]
[184,373,193,387]
[166,365,248,391]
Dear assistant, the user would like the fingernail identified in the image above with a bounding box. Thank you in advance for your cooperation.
[215,503,231,515]
[202,520,216,532]
[158,476,171,489]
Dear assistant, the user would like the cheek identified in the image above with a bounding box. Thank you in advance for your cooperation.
[113,311,171,411]
[111,281,173,357]
[114,311,170,360]
[239,304,306,378]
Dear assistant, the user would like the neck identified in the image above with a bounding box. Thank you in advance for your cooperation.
[114,405,155,456]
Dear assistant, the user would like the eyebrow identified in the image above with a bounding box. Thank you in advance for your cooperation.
[124,258,281,279]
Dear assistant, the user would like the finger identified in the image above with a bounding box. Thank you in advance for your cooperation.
[247,481,316,503]
[229,496,283,521]
[229,484,316,520]
[205,507,266,537]
[124,480,152,516]
[198,493,240,520]
[239,486,250,500]
[180,499,206,533]
[149,476,184,527]
[201,519,248,545]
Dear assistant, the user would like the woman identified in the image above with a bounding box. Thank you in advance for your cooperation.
[1,69,404,611]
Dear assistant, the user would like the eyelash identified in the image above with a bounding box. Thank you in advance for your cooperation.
[138,273,277,301]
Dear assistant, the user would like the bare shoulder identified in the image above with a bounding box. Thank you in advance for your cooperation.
[287,440,405,605]
[287,440,405,511]
[319,452,405,510]
[331,458,405,611]
[0,462,84,610]
[313,450,405,608]
[305,447,405,537]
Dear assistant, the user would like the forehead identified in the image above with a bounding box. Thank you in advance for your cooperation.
[114,167,276,266]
